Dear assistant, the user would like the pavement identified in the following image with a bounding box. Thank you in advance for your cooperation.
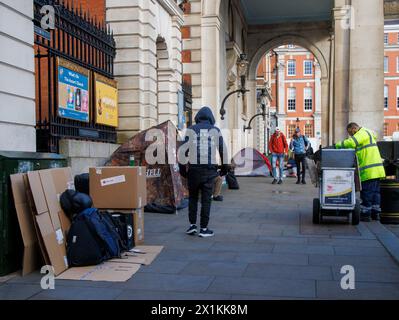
[1,177,399,300]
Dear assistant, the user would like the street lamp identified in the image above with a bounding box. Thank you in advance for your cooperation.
[220,53,249,120]
[296,117,300,129]
[243,102,266,132]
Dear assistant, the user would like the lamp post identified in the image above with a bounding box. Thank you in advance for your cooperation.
[220,53,249,120]
[296,117,300,129]
[243,102,266,132]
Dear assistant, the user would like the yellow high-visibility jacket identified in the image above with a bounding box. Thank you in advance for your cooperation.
[335,127,386,182]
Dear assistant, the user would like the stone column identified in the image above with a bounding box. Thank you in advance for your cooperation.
[332,0,351,141]
[201,15,222,120]
[277,55,286,134]
[349,0,384,138]
[314,63,322,147]
[106,0,158,143]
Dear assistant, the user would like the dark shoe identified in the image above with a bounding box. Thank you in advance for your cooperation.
[371,213,381,221]
[186,225,198,235]
[278,180,283,185]
[296,180,301,184]
[301,180,306,185]
[272,179,278,184]
[199,228,214,238]
[213,195,223,202]
[360,215,372,222]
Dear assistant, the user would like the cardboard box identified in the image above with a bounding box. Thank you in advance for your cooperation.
[27,169,71,276]
[10,174,41,275]
[89,167,147,209]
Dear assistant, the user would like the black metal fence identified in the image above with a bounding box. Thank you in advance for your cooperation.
[33,0,117,153]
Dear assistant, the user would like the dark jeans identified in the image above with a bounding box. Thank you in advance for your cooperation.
[360,179,381,216]
[188,166,218,229]
[295,154,306,181]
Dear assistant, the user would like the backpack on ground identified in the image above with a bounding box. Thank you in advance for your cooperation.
[104,213,134,251]
[66,213,108,267]
[226,172,240,190]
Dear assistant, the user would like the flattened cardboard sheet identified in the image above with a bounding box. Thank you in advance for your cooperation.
[56,262,140,282]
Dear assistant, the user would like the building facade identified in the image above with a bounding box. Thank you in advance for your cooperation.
[384,20,399,138]
[256,45,321,152]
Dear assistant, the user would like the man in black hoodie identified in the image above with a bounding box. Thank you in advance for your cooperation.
[181,106,227,237]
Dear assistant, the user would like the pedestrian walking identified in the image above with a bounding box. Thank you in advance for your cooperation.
[335,123,386,222]
[289,128,310,184]
[181,106,227,237]
[269,128,288,184]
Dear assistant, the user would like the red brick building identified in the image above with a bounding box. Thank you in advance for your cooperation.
[384,20,399,138]
[256,45,321,151]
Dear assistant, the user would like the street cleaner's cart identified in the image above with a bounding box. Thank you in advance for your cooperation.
[313,149,360,225]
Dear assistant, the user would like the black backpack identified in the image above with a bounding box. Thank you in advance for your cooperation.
[60,189,93,219]
[66,214,108,267]
[105,213,134,251]
[74,173,90,195]
[226,172,240,190]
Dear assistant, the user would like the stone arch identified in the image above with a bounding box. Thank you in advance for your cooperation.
[248,34,329,81]
[202,0,222,16]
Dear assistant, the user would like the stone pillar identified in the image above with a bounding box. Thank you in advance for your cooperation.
[106,0,158,143]
[0,0,36,151]
[277,56,286,134]
[349,0,384,138]
[332,0,351,141]
[314,63,322,146]
[201,15,222,120]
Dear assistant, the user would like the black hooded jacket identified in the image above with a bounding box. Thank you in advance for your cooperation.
[183,106,225,168]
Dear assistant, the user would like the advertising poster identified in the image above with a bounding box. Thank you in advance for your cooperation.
[322,170,354,206]
[57,58,90,122]
[95,73,118,127]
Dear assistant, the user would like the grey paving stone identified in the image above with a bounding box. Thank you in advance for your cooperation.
[213,234,258,243]
[180,261,248,277]
[119,273,214,292]
[244,264,333,281]
[5,272,43,285]
[256,236,308,245]
[331,266,399,283]
[209,242,274,253]
[0,284,43,300]
[309,254,399,269]
[116,290,231,300]
[333,246,390,257]
[307,237,383,248]
[207,276,316,298]
[159,249,238,262]
[235,252,309,266]
[316,280,399,299]
[163,239,216,251]
[273,244,335,255]
[29,286,123,300]
[139,260,190,275]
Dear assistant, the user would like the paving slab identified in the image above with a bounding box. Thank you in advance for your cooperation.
[29,286,123,300]
[180,261,248,277]
[0,284,43,300]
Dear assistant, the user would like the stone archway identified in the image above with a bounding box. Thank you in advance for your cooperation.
[248,33,334,144]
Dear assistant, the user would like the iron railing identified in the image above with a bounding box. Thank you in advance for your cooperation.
[33,0,117,153]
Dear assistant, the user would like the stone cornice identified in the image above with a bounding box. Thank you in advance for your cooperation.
[157,0,184,26]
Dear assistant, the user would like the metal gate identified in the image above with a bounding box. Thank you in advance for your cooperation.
[33,0,117,153]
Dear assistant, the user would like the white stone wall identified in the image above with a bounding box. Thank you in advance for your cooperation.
[106,0,183,143]
[0,0,36,152]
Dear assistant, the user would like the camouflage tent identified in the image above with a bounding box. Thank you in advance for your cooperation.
[106,121,188,213]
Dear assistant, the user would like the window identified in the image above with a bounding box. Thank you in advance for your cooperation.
[287,60,296,76]
[384,33,388,45]
[288,44,295,49]
[304,87,313,111]
[384,123,389,137]
[384,56,389,73]
[397,86,399,109]
[287,88,296,111]
[304,60,313,75]
[385,85,389,110]
[288,124,296,137]
[305,124,313,137]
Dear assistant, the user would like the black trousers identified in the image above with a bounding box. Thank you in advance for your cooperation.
[188,166,218,229]
[295,154,306,181]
